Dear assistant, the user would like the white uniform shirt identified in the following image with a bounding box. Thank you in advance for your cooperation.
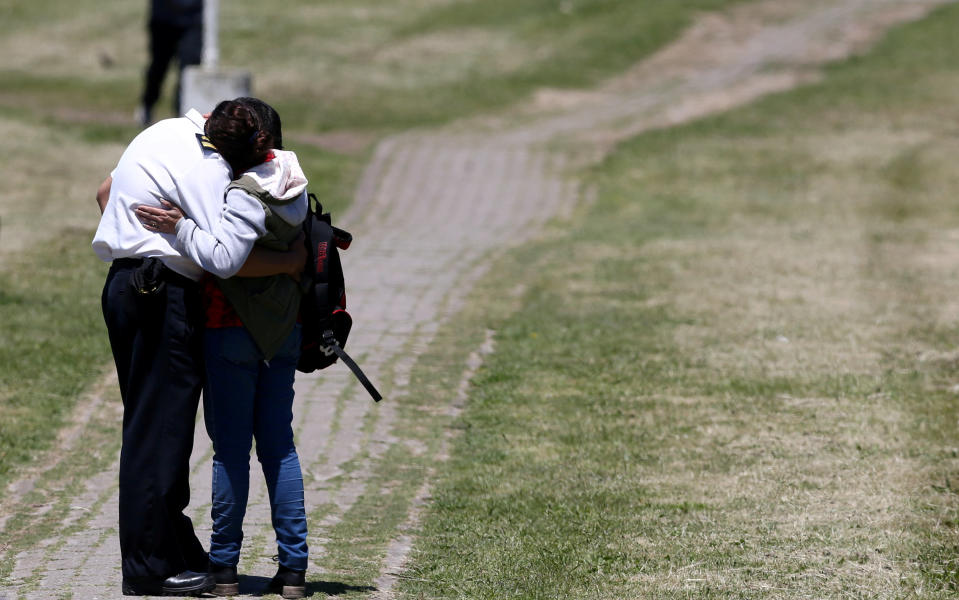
[92,110,267,280]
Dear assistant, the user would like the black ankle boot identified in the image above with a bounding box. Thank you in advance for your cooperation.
[267,565,306,599]
[209,562,238,597]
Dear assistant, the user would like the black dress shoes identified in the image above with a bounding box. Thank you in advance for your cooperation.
[122,570,216,596]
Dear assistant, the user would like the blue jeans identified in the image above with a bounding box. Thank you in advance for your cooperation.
[203,326,308,571]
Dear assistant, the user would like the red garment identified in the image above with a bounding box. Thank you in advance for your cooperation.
[202,275,243,329]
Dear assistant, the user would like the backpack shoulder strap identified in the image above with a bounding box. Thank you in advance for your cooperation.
[322,330,382,402]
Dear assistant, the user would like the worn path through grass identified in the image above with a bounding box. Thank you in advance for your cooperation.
[1,0,954,598]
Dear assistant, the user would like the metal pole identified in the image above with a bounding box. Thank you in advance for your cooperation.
[202,0,219,68]
[181,0,249,114]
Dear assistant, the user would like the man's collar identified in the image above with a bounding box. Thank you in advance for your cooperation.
[184,108,206,129]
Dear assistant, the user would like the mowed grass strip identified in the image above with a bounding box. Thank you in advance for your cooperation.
[398,5,959,599]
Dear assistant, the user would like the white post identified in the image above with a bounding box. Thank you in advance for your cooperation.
[181,0,251,114]
[202,0,219,69]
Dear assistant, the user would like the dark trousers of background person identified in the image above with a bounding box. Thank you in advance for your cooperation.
[101,259,208,581]
[142,19,202,118]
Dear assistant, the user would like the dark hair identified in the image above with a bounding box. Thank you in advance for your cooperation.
[235,96,283,150]
[204,100,274,174]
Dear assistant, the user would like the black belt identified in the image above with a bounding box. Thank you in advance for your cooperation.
[112,257,198,289]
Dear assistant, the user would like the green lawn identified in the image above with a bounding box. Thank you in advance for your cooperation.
[396,3,959,598]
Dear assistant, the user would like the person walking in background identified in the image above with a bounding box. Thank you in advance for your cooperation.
[93,99,301,596]
[137,0,203,126]
[136,99,310,599]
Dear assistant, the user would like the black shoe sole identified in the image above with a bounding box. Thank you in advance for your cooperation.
[161,581,216,596]
[124,576,216,596]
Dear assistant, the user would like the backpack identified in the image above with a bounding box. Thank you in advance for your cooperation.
[297,194,382,402]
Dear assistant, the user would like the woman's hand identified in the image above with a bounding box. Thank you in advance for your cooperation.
[136,200,184,234]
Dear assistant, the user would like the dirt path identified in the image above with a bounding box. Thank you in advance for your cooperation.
[2,0,953,598]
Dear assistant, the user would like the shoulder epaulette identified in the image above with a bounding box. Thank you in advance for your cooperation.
[196,133,217,152]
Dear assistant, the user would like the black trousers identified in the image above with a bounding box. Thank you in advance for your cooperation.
[101,259,208,579]
[141,19,202,115]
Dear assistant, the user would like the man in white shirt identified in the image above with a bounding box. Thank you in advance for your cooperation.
[92,100,300,596]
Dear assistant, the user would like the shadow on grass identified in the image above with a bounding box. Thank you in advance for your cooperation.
[237,574,377,597]
[310,581,377,597]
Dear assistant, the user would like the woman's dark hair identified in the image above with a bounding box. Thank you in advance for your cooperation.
[204,100,274,174]
[235,96,283,150]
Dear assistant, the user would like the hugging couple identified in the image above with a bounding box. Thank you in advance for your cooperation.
[93,97,311,598]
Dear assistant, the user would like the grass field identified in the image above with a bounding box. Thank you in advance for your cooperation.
[3,0,959,598]
[391,4,959,598]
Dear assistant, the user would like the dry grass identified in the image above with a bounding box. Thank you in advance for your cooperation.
[0,116,122,256]
[0,4,143,78]
[611,134,959,597]
[401,6,959,596]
